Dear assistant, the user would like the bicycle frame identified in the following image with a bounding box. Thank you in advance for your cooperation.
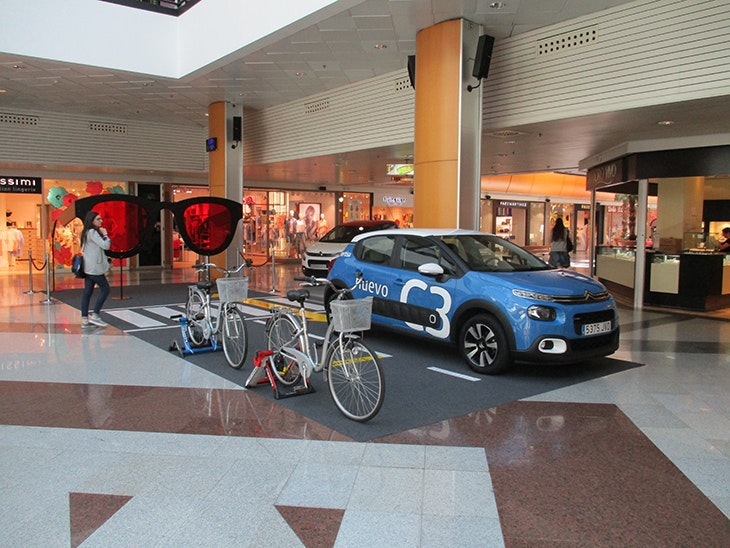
[273,298,357,387]
[263,274,384,421]
[180,260,250,356]
[189,285,224,339]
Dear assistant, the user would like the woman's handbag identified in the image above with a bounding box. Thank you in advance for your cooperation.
[566,235,574,253]
[71,254,86,278]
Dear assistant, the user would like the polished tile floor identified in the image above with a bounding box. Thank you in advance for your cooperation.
[1,257,729,547]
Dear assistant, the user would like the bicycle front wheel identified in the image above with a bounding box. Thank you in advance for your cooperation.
[326,337,384,422]
[185,288,207,347]
[222,306,248,369]
[265,314,303,386]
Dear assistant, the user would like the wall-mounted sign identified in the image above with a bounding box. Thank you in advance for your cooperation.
[498,200,527,208]
[382,196,408,206]
[0,176,43,194]
[386,164,414,176]
[586,158,625,190]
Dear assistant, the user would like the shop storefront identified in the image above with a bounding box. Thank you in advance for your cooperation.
[371,189,413,228]
[240,188,380,261]
[0,176,44,269]
[589,147,730,311]
[1,175,133,272]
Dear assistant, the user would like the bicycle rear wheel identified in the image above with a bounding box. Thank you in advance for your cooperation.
[185,288,207,346]
[265,314,303,386]
[222,306,248,369]
[326,337,384,422]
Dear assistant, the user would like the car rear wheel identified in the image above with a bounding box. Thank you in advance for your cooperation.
[459,313,511,374]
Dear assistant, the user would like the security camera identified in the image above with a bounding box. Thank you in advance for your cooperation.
[545,198,551,203]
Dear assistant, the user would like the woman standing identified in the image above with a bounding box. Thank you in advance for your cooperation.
[80,210,111,328]
[549,217,572,268]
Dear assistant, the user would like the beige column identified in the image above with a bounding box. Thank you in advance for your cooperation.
[655,177,705,245]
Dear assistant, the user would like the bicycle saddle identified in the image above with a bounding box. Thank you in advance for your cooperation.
[286,289,310,305]
[196,280,214,291]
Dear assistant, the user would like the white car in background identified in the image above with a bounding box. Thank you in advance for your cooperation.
[301,220,398,276]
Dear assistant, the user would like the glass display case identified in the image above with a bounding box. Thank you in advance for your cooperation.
[649,252,680,293]
[596,246,636,288]
[683,231,715,252]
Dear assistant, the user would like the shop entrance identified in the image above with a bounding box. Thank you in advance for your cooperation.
[137,184,162,267]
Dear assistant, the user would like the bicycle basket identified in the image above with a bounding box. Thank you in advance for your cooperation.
[216,277,249,302]
[330,297,373,332]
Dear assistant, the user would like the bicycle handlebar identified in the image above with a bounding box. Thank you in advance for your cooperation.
[192,258,252,277]
[294,273,362,295]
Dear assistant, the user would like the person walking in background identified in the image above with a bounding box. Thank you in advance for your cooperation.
[549,217,572,268]
[80,210,111,328]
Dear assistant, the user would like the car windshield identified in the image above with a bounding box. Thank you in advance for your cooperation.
[439,234,552,272]
[320,224,391,243]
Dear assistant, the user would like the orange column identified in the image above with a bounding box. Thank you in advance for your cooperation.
[207,101,244,268]
[413,19,482,229]
[208,102,227,200]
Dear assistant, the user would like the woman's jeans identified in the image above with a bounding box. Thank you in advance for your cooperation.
[549,251,571,268]
[81,274,110,317]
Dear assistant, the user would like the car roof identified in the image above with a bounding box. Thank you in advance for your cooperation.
[338,220,397,227]
[350,227,487,242]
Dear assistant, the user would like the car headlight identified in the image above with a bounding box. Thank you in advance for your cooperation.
[512,289,555,302]
[527,305,556,321]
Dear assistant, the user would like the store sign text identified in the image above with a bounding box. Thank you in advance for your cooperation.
[0,176,43,194]
[382,196,408,206]
[498,200,527,208]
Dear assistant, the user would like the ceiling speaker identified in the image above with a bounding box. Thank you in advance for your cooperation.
[232,116,242,142]
[407,55,416,89]
[472,35,495,80]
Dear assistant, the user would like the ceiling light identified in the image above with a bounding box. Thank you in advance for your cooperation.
[374,44,388,49]
[657,120,675,126]
[489,2,506,8]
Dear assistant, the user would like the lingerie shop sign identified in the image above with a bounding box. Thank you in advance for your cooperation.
[0,176,42,194]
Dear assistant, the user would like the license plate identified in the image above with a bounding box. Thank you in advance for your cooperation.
[582,321,612,336]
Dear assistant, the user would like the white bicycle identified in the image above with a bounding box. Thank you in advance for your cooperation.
[264,275,385,422]
[185,261,250,369]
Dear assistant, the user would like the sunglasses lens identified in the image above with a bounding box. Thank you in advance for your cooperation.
[182,202,236,253]
[94,200,146,254]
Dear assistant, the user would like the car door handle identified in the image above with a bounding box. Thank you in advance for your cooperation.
[394,278,406,287]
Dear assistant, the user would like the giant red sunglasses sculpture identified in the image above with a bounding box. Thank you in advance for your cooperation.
[74,195,243,258]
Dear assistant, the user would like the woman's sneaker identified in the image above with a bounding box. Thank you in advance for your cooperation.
[88,313,108,327]
[81,318,90,328]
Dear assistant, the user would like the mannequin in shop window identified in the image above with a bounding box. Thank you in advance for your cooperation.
[295,215,306,257]
[317,213,329,238]
[6,222,24,267]
[285,210,297,244]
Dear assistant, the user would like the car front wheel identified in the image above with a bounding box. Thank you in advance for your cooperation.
[459,313,511,374]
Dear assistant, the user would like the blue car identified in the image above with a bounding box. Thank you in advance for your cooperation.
[326,228,619,374]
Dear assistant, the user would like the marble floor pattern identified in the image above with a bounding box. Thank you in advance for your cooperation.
[0,259,729,547]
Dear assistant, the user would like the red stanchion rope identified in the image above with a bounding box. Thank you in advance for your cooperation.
[30,255,48,271]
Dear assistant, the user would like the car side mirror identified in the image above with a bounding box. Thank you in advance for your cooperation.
[418,263,444,277]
